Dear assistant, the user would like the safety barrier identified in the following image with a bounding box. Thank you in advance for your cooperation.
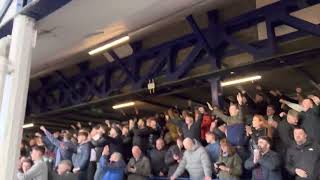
[150,177,219,180]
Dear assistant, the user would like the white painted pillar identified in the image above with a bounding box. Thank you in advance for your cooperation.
[0,36,11,107]
[0,15,36,180]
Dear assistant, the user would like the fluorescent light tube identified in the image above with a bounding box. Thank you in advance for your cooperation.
[23,123,34,129]
[112,102,135,109]
[89,36,130,55]
[221,75,261,87]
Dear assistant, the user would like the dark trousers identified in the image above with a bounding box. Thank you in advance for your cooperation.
[78,171,87,180]
[87,161,97,180]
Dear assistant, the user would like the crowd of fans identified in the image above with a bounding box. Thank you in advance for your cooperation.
[17,85,320,180]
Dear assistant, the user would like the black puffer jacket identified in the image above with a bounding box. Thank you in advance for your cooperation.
[286,139,320,180]
[148,148,168,176]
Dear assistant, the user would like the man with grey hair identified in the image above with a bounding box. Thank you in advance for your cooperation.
[170,138,212,180]
[49,160,77,180]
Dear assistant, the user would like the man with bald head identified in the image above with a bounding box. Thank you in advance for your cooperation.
[126,146,151,180]
[171,138,212,180]
[149,138,168,176]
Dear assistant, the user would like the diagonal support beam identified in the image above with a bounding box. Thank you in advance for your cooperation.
[55,70,80,97]
[186,15,220,69]
[222,32,266,58]
[109,50,139,82]
[295,67,320,91]
[170,43,203,80]
[281,15,320,37]
[135,48,170,88]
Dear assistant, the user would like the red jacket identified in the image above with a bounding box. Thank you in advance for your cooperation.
[201,114,212,140]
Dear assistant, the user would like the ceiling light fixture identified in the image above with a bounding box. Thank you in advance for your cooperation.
[112,102,135,109]
[88,36,130,56]
[22,123,34,129]
[221,75,261,87]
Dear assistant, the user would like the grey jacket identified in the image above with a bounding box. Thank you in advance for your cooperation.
[245,150,282,180]
[173,140,212,179]
[17,159,48,180]
[126,155,151,180]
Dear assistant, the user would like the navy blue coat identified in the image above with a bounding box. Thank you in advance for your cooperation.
[245,150,282,180]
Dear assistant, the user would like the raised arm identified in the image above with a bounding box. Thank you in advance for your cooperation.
[40,126,61,147]
[280,99,303,112]
[211,107,229,123]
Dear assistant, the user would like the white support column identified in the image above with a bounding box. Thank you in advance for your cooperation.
[0,36,11,106]
[0,15,36,179]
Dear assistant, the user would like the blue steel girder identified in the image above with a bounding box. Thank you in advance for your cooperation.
[169,43,204,80]
[134,47,171,88]
[109,50,139,82]
[186,15,221,69]
[27,0,320,115]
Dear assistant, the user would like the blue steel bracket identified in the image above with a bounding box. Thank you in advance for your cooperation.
[27,1,320,115]
[209,77,224,108]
